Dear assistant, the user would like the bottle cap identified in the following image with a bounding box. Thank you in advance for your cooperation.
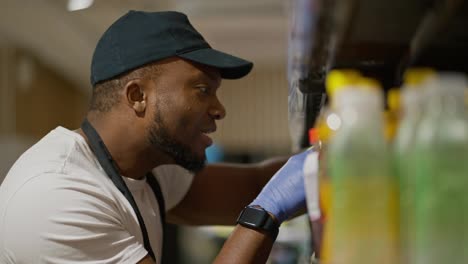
[403,68,436,86]
[326,69,361,99]
[309,128,320,145]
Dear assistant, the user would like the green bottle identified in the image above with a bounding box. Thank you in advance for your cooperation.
[326,80,398,264]
[413,73,468,264]
[393,69,434,264]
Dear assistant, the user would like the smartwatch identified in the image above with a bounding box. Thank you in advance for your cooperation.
[236,205,279,240]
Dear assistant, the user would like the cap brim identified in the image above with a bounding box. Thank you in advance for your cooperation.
[178,48,253,79]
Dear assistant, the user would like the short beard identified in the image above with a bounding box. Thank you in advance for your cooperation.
[148,111,206,173]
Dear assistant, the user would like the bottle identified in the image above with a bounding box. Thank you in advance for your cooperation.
[412,72,468,264]
[318,69,362,219]
[324,78,399,264]
[303,128,322,262]
[314,69,361,262]
[393,67,435,264]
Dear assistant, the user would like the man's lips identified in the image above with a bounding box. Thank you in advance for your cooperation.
[200,126,217,134]
[200,126,216,147]
[200,133,213,147]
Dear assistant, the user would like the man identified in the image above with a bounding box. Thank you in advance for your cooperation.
[0,11,308,263]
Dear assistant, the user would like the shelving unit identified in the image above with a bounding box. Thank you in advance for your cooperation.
[288,0,468,149]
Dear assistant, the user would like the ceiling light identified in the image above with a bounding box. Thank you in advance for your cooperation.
[67,0,94,12]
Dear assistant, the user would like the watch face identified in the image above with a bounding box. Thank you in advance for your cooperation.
[240,207,268,227]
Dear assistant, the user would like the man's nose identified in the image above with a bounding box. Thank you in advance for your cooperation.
[209,97,226,120]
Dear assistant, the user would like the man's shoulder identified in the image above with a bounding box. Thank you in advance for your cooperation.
[25,126,93,169]
[0,127,112,206]
[4,127,99,181]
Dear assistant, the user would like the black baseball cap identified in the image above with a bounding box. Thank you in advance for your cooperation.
[90,10,253,85]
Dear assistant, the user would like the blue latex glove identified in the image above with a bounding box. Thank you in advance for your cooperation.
[250,149,311,224]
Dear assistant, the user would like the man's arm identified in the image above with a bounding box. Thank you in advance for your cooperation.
[213,225,275,263]
[167,156,287,225]
[214,150,310,263]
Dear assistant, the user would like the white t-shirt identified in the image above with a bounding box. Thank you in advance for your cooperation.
[0,127,194,264]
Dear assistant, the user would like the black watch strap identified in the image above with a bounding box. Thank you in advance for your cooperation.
[236,205,279,240]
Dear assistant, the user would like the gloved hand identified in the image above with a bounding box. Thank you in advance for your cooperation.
[250,149,311,224]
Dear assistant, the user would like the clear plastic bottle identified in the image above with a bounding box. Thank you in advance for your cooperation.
[314,69,361,262]
[325,79,399,264]
[393,68,435,264]
[319,69,362,216]
[412,72,468,264]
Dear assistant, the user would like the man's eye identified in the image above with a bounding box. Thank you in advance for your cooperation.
[198,86,209,94]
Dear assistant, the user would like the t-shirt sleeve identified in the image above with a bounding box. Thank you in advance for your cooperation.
[2,172,148,264]
[152,165,194,211]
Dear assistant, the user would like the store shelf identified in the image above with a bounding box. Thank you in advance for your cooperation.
[288,0,468,149]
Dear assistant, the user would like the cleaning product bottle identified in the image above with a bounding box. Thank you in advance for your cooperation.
[325,78,399,264]
[314,69,361,262]
[412,72,468,264]
[393,67,435,264]
[318,69,362,221]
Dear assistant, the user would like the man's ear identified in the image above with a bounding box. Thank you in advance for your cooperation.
[124,80,147,113]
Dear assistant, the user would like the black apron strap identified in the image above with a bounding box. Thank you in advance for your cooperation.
[81,118,164,262]
[146,172,166,225]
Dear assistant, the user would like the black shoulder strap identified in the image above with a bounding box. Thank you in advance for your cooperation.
[81,119,162,261]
